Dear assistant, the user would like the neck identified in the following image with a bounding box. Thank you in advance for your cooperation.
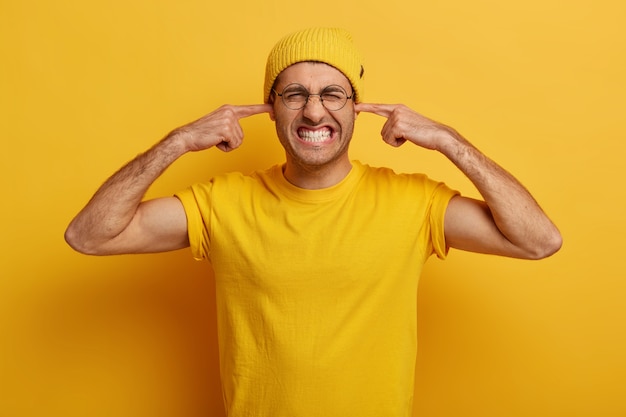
[282,157,353,190]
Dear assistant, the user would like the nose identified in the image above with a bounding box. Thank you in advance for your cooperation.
[302,94,326,122]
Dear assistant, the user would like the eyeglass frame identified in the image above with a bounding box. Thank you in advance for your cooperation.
[271,83,355,111]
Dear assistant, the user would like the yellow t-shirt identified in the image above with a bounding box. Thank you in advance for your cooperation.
[175,161,458,417]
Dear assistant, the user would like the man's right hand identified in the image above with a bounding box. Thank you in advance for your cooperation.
[171,104,273,153]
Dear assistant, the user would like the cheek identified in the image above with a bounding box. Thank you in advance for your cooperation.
[274,109,295,132]
[338,113,356,135]
[273,111,293,142]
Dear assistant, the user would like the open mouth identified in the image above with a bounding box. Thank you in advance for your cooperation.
[297,127,334,143]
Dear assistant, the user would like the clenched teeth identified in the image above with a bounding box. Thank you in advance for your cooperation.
[298,128,332,143]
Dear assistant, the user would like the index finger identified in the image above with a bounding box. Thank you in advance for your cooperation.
[234,104,274,119]
[355,103,397,117]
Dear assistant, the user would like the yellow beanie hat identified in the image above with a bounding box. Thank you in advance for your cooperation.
[264,28,365,104]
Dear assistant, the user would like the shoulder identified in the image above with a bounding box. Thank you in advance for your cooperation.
[353,161,460,206]
[355,161,439,189]
[187,165,280,191]
[175,165,283,206]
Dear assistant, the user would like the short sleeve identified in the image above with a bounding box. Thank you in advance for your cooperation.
[428,183,460,260]
[174,184,212,261]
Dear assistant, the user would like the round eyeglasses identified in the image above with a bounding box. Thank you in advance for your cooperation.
[272,83,354,111]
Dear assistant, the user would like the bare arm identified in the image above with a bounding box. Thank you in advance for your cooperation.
[65,104,273,255]
[355,103,562,259]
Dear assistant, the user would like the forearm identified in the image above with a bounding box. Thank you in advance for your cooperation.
[353,102,561,258]
[65,104,272,255]
[439,129,562,258]
[65,133,187,253]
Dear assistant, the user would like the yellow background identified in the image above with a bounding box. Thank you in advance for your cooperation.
[1,0,624,416]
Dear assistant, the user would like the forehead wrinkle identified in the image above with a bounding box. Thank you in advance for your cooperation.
[273,62,352,94]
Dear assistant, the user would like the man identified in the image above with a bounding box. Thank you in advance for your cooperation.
[65,28,561,417]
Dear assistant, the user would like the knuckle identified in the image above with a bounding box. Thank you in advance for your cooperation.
[222,105,238,118]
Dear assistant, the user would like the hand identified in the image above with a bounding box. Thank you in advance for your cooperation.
[172,104,273,153]
[355,103,455,151]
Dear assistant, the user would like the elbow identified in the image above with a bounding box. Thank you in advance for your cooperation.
[541,227,563,259]
[64,224,87,254]
[528,229,563,260]
[64,224,103,256]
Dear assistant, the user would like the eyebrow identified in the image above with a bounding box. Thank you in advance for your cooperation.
[283,84,308,91]
[321,85,345,92]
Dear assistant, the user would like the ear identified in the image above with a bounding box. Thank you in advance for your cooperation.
[267,95,277,121]
[269,104,276,121]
